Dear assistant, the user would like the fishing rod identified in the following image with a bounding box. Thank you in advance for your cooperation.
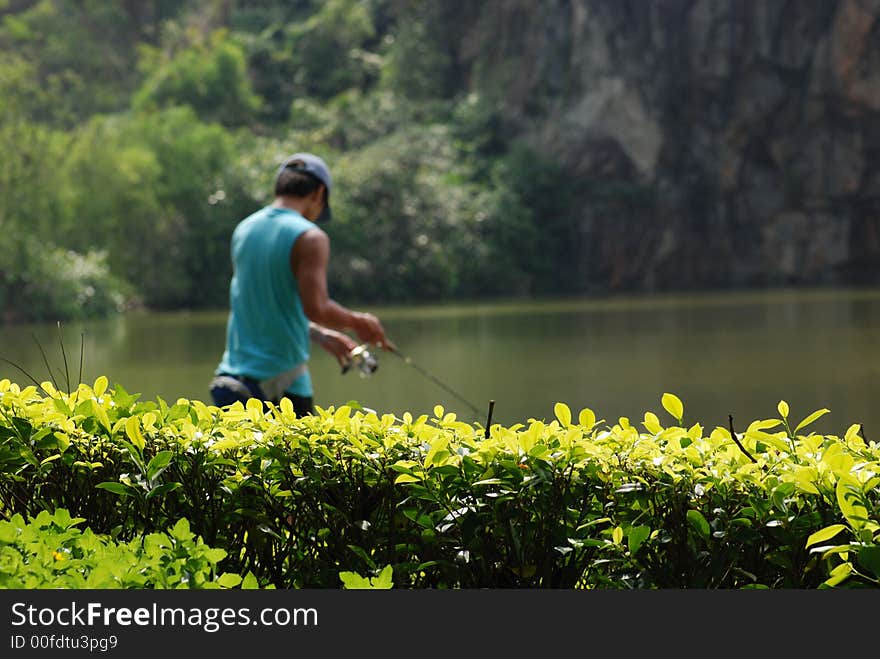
[387,345,482,417]
[345,340,483,417]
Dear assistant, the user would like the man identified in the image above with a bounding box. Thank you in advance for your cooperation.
[210,152,389,416]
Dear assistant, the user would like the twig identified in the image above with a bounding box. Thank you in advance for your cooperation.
[32,333,59,391]
[0,357,42,389]
[859,424,868,443]
[79,333,85,386]
[728,414,757,463]
[485,400,495,439]
[57,322,70,393]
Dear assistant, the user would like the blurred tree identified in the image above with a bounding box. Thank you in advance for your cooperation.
[241,0,380,126]
[0,0,589,322]
[0,0,164,123]
[134,29,261,127]
[57,107,258,309]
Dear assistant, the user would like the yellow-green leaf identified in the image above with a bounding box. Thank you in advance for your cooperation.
[746,419,783,433]
[90,399,111,434]
[394,473,422,484]
[823,562,852,587]
[806,524,847,548]
[794,408,830,434]
[578,408,596,429]
[612,526,623,545]
[643,412,663,435]
[686,510,710,539]
[554,402,572,427]
[836,475,869,531]
[125,416,146,451]
[777,400,789,419]
[93,376,108,398]
[844,424,863,444]
[793,467,820,495]
[661,393,684,423]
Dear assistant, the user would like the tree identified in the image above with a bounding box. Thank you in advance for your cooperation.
[134,29,261,127]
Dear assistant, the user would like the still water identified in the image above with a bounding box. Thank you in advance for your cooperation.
[2,288,879,435]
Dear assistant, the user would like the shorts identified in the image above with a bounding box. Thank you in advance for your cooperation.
[210,373,314,417]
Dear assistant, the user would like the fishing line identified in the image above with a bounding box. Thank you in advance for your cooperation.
[387,345,482,417]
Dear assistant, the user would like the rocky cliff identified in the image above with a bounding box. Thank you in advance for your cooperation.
[457,0,880,291]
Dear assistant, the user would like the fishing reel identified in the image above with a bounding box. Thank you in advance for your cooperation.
[342,344,378,377]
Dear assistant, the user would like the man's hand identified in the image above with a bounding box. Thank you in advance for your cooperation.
[311,325,359,369]
[352,311,391,350]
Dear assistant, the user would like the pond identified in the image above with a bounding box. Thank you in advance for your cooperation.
[2,287,879,435]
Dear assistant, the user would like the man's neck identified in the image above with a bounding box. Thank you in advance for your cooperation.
[272,196,309,216]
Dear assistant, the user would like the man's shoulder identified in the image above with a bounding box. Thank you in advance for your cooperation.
[294,224,327,244]
[234,206,271,231]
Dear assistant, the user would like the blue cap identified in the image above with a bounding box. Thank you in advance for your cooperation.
[277,152,332,222]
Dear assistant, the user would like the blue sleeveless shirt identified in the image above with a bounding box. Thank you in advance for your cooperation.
[216,206,314,396]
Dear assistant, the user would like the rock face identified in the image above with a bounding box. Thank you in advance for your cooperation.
[459,0,880,290]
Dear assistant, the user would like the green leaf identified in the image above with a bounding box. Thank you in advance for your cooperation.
[578,408,596,428]
[777,400,789,419]
[52,398,71,416]
[0,523,18,543]
[627,526,651,554]
[394,473,422,484]
[857,546,880,580]
[90,398,112,434]
[806,524,848,548]
[794,408,830,434]
[205,548,227,563]
[554,403,571,427]
[471,478,503,487]
[93,375,109,398]
[166,403,192,421]
[372,565,393,589]
[339,571,373,589]
[125,416,146,452]
[146,450,174,480]
[823,562,852,587]
[241,572,259,590]
[96,482,132,497]
[217,573,242,588]
[146,482,182,500]
[686,510,711,540]
[661,393,684,424]
[836,476,869,531]
[170,519,193,541]
[642,412,663,435]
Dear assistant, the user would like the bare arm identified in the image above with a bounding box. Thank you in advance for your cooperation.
[292,229,389,348]
[310,321,358,369]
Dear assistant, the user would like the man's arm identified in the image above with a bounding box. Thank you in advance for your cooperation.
[310,321,358,369]
[292,228,389,348]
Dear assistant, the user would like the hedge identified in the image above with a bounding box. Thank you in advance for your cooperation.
[1,377,878,588]
[0,508,259,589]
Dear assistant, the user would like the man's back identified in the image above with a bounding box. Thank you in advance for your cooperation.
[217,206,315,395]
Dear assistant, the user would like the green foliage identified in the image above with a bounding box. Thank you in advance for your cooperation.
[0,0,597,322]
[0,508,259,589]
[1,378,878,589]
[241,0,379,123]
[56,107,258,309]
[379,2,460,103]
[0,1,145,123]
[339,564,394,589]
[281,0,377,101]
[0,239,129,323]
[134,29,261,127]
